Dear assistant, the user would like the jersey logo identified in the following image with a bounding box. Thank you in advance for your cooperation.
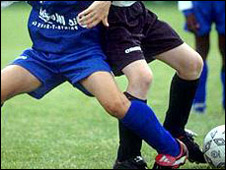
[125,46,142,54]
[32,7,80,31]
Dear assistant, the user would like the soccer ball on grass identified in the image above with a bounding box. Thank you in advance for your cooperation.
[203,125,225,168]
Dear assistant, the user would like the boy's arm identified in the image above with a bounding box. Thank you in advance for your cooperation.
[178,1,199,34]
[1,1,19,10]
[78,1,112,29]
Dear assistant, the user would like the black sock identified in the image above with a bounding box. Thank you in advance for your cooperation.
[163,74,199,138]
[117,92,147,162]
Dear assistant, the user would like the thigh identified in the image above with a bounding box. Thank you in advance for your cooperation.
[155,43,202,77]
[60,52,112,96]
[104,3,146,76]
[9,49,66,99]
[1,65,41,101]
[142,10,184,63]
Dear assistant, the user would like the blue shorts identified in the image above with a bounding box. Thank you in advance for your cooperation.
[185,1,225,36]
[11,48,112,99]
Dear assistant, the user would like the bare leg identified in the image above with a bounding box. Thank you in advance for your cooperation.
[1,65,41,105]
[156,43,206,163]
[80,71,130,118]
[156,43,203,136]
[192,35,210,111]
[115,60,153,161]
[122,60,153,100]
[114,43,202,162]
[196,35,210,61]
[80,71,181,162]
[156,43,203,81]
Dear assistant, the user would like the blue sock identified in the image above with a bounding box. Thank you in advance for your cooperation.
[194,61,208,105]
[121,101,180,157]
[221,68,225,109]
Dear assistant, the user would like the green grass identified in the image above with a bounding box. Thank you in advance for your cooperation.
[1,2,225,169]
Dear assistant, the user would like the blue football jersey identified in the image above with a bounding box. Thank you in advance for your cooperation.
[27,1,103,54]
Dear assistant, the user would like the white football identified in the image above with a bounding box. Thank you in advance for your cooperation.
[203,125,225,168]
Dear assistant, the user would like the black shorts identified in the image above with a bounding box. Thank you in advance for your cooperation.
[104,2,184,76]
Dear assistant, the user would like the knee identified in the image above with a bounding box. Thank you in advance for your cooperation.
[191,52,204,77]
[1,88,12,105]
[129,70,153,92]
[1,86,12,104]
[104,96,130,119]
[138,71,153,89]
[180,52,204,80]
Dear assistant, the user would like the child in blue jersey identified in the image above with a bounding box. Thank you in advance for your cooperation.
[179,1,225,114]
[1,1,188,169]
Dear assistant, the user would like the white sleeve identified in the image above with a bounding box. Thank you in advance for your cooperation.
[112,1,137,7]
[178,1,193,11]
[1,1,18,10]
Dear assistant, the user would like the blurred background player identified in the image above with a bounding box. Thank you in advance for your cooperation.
[179,1,225,114]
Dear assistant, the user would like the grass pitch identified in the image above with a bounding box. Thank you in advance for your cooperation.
[1,2,225,169]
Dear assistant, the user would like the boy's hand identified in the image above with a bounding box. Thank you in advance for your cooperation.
[78,1,111,29]
[186,13,200,34]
